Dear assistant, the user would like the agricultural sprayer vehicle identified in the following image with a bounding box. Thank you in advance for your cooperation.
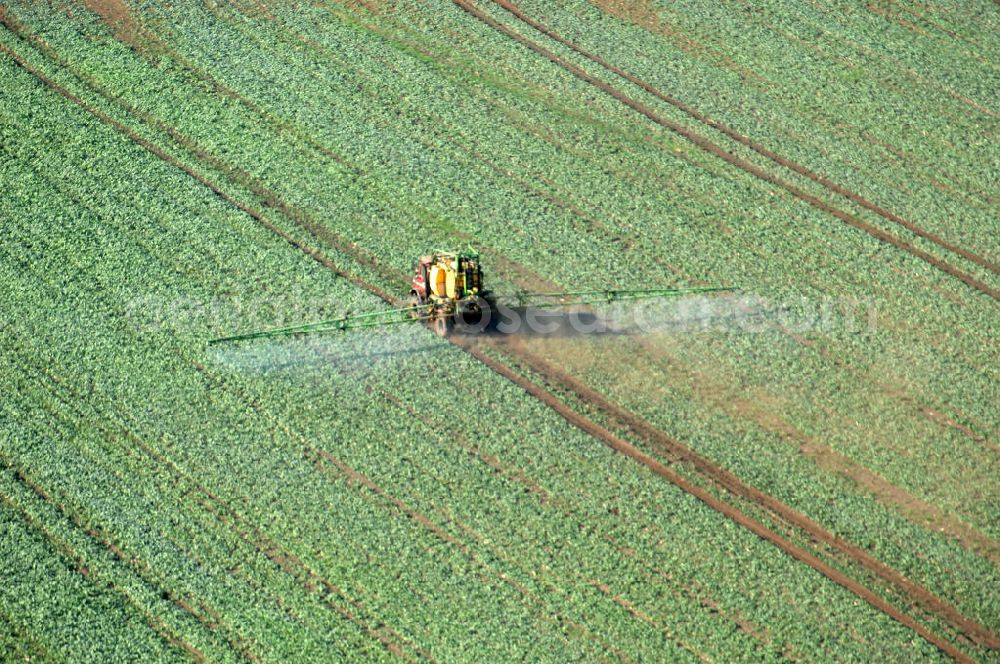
[210,249,734,344]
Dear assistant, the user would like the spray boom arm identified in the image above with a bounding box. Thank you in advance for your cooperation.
[209,305,431,345]
[506,286,735,307]
[209,286,736,345]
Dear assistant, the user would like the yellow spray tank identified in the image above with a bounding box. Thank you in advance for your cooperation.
[429,259,465,300]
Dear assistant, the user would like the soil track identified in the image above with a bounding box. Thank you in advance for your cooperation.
[2,19,995,661]
[450,337,978,663]
[208,335,699,661]
[452,0,999,302]
[488,0,1000,275]
[8,346,425,661]
[638,336,1000,565]
[0,39,396,300]
[494,340,1000,648]
[0,461,209,662]
[382,377,768,656]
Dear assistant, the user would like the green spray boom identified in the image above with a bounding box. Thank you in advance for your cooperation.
[209,286,736,345]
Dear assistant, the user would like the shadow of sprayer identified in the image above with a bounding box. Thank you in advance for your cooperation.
[454,293,769,339]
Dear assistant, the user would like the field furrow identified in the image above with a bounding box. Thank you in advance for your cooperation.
[2,0,996,661]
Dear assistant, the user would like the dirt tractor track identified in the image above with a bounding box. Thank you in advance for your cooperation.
[452,0,999,303]
[1,350,435,663]
[2,7,998,662]
[481,0,1000,276]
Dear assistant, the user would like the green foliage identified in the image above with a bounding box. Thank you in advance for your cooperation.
[0,0,995,661]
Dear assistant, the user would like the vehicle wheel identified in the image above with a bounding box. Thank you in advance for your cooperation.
[407,293,423,320]
[434,315,453,337]
[457,300,486,332]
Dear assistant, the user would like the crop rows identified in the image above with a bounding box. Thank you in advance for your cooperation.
[503,0,999,259]
[2,47,949,661]
[2,0,997,661]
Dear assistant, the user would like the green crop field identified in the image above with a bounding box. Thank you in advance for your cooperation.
[1,0,997,661]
